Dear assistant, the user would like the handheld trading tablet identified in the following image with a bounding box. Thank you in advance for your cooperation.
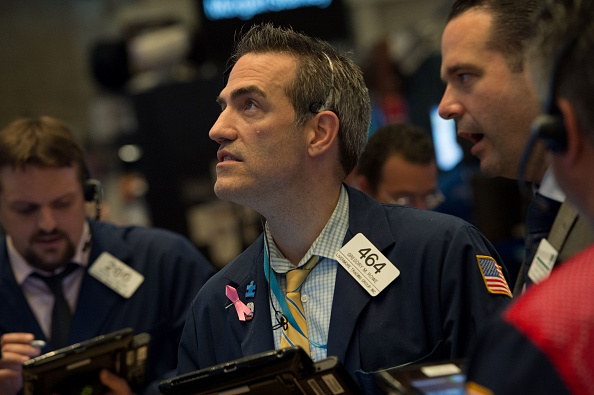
[159,346,362,395]
[22,328,150,395]
[375,359,466,395]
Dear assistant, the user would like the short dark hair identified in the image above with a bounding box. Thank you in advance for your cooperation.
[0,116,89,193]
[448,0,540,72]
[228,23,371,176]
[356,124,435,194]
[528,0,594,144]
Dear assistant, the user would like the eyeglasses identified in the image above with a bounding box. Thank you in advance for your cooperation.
[381,190,445,210]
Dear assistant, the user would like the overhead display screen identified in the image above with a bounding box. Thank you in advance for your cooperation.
[203,0,333,21]
[195,0,351,63]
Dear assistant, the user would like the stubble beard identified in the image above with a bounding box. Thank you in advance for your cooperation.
[24,236,76,272]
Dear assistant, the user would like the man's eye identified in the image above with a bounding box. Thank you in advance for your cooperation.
[15,206,37,215]
[54,200,73,209]
[458,73,472,83]
[244,100,258,111]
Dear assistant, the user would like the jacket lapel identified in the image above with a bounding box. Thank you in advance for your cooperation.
[327,186,396,361]
[224,237,275,356]
[69,220,133,343]
[218,187,398,361]
[69,270,124,342]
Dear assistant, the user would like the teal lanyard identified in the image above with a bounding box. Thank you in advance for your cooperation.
[263,237,327,350]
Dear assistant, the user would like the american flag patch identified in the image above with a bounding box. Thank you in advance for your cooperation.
[476,255,512,297]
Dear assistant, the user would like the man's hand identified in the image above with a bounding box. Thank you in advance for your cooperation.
[0,333,43,395]
[99,369,134,395]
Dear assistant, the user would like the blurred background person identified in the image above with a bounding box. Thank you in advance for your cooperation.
[362,37,410,134]
[354,123,443,210]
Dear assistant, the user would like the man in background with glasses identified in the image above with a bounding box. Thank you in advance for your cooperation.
[354,124,444,210]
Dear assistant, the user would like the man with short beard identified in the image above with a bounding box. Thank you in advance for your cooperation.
[0,116,216,395]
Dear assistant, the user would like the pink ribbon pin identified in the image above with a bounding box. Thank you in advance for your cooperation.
[226,285,253,321]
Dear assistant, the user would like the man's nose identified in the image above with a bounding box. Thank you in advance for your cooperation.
[37,207,57,231]
[438,86,463,120]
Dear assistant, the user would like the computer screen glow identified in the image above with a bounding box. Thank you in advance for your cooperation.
[430,105,463,171]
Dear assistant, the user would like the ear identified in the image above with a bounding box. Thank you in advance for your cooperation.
[306,111,339,158]
[557,97,584,165]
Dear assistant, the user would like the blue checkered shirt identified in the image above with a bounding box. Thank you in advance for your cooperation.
[266,186,349,361]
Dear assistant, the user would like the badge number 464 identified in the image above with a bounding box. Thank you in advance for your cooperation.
[335,233,400,296]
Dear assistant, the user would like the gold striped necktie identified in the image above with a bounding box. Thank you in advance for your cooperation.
[280,255,319,355]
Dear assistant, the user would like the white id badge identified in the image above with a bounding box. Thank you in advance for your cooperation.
[528,238,558,284]
[89,252,144,298]
[335,233,400,296]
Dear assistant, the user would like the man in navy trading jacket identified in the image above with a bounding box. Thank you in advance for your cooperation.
[465,0,594,392]
[0,116,216,395]
[177,23,512,392]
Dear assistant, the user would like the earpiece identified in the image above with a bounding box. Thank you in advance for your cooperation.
[518,31,577,183]
[84,179,102,202]
[530,67,568,154]
[84,178,103,220]
[529,30,581,155]
[531,113,567,153]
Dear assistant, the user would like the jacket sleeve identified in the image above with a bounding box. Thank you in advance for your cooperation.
[438,224,513,358]
[465,316,570,394]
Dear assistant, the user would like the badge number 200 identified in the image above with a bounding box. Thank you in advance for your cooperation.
[358,248,386,274]
[89,252,145,298]
[104,260,132,282]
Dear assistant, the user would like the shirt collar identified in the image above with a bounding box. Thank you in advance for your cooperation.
[537,167,566,203]
[9,220,92,285]
[266,185,349,274]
